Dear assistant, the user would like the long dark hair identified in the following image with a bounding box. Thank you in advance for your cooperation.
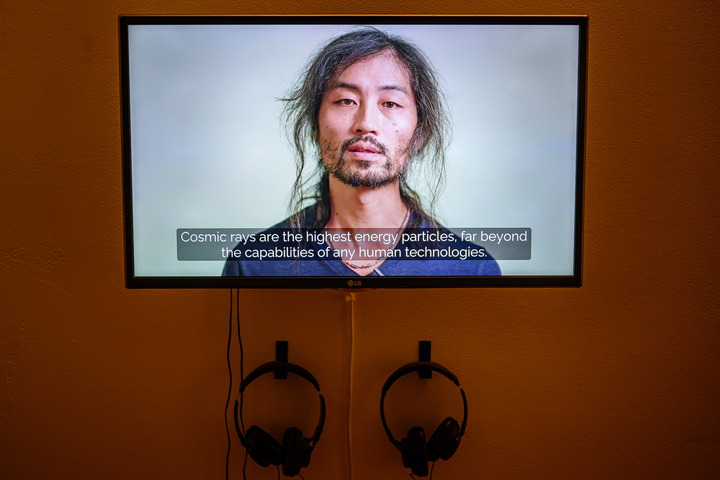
[281,27,451,228]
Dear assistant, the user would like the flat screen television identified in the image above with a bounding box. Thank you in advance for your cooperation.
[120,15,587,289]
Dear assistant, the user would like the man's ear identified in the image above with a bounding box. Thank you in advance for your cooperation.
[409,127,427,156]
[311,119,321,144]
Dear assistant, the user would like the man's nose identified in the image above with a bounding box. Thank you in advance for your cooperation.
[353,103,379,135]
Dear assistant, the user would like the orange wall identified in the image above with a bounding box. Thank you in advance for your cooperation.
[1,1,719,479]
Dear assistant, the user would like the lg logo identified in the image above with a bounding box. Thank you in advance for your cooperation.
[346,280,362,287]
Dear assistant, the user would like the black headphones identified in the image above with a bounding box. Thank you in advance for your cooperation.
[233,361,326,478]
[380,361,468,478]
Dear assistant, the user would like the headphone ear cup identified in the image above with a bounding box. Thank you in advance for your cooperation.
[282,427,303,477]
[300,435,313,468]
[245,425,283,467]
[399,436,412,469]
[407,426,429,477]
[426,417,460,462]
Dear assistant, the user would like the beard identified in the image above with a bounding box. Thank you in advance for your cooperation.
[321,135,409,189]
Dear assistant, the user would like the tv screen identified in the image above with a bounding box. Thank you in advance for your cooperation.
[120,16,587,289]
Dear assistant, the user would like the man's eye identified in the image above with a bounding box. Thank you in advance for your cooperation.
[337,99,355,105]
[383,101,399,108]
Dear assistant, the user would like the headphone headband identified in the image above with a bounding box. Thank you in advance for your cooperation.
[381,361,460,393]
[240,361,321,392]
[235,361,325,447]
[380,361,467,447]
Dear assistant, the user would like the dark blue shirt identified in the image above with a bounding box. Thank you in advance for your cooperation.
[222,206,501,277]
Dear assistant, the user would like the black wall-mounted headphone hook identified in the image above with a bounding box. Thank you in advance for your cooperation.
[419,341,431,378]
[275,341,288,379]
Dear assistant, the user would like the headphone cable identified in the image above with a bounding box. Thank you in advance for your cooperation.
[345,292,357,480]
[225,288,248,480]
[225,289,233,480]
[236,288,245,435]
[236,289,248,479]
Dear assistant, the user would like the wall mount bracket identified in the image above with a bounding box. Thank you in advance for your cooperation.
[275,340,288,379]
[419,341,431,378]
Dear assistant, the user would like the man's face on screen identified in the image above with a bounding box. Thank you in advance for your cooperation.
[317,51,418,189]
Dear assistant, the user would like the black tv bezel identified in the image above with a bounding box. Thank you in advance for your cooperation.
[120,15,588,289]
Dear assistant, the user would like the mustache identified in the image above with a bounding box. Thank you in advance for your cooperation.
[340,136,388,157]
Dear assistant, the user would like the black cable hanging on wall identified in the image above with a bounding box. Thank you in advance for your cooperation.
[225,289,247,480]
